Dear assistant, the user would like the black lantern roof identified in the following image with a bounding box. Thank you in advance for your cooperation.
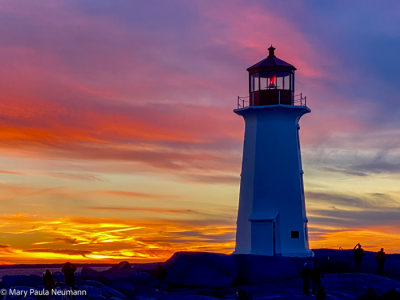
[247,46,296,73]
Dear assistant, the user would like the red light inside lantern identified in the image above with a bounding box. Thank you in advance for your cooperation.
[270,75,277,85]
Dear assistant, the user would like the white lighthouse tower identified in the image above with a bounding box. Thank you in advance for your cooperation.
[234,46,312,257]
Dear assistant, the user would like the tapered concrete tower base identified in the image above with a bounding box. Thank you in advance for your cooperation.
[234,104,312,257]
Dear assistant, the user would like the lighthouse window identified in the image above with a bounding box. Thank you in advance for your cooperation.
[291,231,299,239]
[283,75,290,90]
[250,73,259,92]
[276,76,283,89]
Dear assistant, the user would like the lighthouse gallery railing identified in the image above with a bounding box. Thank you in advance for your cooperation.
[236,92,307,109]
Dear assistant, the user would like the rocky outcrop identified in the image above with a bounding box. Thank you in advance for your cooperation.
[164,252,237,287]
[234,254,299,284]
[322,273,400,299]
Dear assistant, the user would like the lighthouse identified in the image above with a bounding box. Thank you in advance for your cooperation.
[234,46,312,257]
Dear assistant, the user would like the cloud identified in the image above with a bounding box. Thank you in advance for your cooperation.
[24,248,92,256]
[95,190,177,199]
[184,174,239,184]
[0,169,25,175]
[309,207,400,228]
[307,191,399,209]
[85,206,196,214]
[0,213,236,263]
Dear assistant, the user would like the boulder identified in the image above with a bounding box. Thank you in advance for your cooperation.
[161,295,219,300]
[81,267,102,281]
[381,288,400,300]
[322,273,400,298]
[356,287,379,300]
[1,275,42,287]
[109,261,132,271]
[234,254,299,284]
[99,285,128,299]
[4,286,32,299]
[79,281,127,299]
[79,284,103,298]
[107,280,136,297]
[383,258,400,281]
[101,269,157,288]
[52,271,65,283]
[79,279,107,288]
[164,252,237,288]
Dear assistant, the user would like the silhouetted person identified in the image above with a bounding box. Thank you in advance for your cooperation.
[301,262,311,295]
[62,262,77,289]
[316,285,327,300]
[43,269,55,291]
[353,243,365,271]
[376,248,386,275]
[311,263,322,295]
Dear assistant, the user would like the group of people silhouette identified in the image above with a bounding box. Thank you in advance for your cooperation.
[301,262,326,299]
[299,244,388,300]
[42,261,77,291]
[353,243,386,275]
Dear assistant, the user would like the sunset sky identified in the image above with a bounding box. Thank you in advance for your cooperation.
[1,0,400,264]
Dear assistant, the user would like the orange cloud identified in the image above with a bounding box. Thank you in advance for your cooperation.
[0,214,236,264]
[85,206,195,214]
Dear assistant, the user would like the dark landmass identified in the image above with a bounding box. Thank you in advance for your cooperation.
[1,249,400,299]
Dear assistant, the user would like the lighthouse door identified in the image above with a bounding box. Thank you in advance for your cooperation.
[250,220,276,256]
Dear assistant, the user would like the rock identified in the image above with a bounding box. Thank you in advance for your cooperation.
[356,287,379,300]
[381,288,400,300]
[80,279,108,288]
[383,258,400,281]
[4,286,32,299]
[101,269,157,288]
[77,281,127,299]
[1,275,42,287]
[160,295,219,300]
[107,281,136,297]
[164,252,237,288]
[79,284,103,298]
[109,261,132,271]
[52,271,65,283]
[99,285,128,299]
[322,273,400,298]
[81,267,102,281]
[234,254,299,284]
[128,270,157,288]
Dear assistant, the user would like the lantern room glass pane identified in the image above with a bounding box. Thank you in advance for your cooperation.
[283,75,290,90]
[250,73,259,92]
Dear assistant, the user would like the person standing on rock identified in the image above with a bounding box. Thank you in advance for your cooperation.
[301,262,311,295]
[353,243,365,271]
[376,248,386,275]
[62,261,77,289]
[310,263,322,295]
[43,269,55,291]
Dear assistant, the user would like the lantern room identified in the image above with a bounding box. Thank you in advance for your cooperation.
[247,46,296,106]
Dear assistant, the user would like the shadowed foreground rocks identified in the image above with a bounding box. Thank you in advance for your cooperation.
[1,250,400,299]
[164,252,237,288]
